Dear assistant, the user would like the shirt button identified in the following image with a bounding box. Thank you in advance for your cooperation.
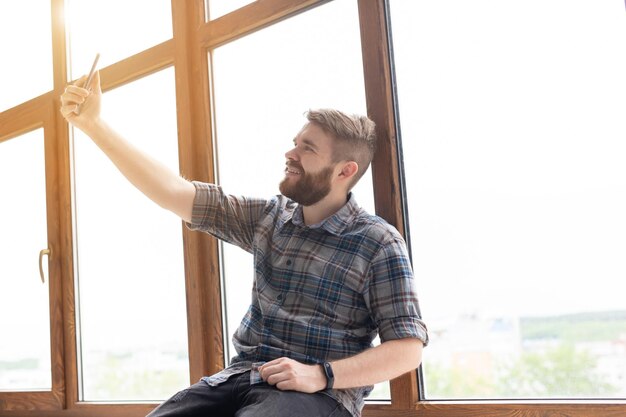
[277,294,283,301]
[286,260,292,266]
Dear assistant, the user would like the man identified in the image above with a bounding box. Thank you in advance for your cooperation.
[60,72,428,417]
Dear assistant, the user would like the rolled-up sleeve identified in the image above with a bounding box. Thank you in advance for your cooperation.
[364,238,429,346]
[185,181,271,253]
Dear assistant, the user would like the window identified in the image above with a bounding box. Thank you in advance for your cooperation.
[2,0,624,415]
[0,129,50,391]
[72,68,189,401]
[0,0,52,112]
[66,0,172,75]
[390,0,626,400]
[211,0,385,399]
[206,0,255,20]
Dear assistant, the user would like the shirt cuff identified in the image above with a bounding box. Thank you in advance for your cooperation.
[378,316,429,347]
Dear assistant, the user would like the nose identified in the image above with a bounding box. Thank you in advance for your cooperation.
[285,146,299,161]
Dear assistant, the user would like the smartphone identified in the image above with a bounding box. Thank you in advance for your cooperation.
[74,53,100,115]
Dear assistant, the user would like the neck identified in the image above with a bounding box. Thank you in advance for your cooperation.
[302,191,349,226]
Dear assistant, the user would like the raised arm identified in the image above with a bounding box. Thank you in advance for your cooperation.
[60,71,196,222]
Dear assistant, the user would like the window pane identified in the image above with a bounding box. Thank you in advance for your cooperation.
[0,129,51,391]
[206,0,255,20]
[211,0,388,400]
[72,68,189,401]
[66,0,172,78]
[390,0,626,399]
[0,1,52,112]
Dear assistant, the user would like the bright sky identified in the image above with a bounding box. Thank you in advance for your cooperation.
[392,0,626,319]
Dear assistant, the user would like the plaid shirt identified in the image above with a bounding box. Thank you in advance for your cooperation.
[187,182,428,417]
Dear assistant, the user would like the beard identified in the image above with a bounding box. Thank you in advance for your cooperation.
[279,163,334,206]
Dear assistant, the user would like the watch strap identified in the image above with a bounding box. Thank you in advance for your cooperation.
[322,361,334,390]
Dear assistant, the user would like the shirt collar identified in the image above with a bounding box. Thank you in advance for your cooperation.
[289,193,360,236]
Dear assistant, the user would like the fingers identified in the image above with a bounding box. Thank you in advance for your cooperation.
[60,104,79,119]
[59,72,101,120]
[60,82,88,107]
[258,357,322,393]
[260,359,292,387]
[59,87,85,119]
[61,89,87,106]
[265,369,297,390]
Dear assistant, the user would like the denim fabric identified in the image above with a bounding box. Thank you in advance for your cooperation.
[146,371,351,417]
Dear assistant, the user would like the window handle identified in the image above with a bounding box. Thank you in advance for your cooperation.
[39,249,50,283]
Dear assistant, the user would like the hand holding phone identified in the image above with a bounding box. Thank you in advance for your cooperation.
[74,53,100,115]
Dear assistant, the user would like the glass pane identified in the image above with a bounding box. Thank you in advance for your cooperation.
[206,0,255,20]
[0,129,51,391]
[0,1,52,112]
[212,0,388,400]
[66,0,172,78]
[73,68,189,401]
[390,0,626,399]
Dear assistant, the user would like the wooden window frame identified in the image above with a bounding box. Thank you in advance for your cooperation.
[0,0,623,416]
[0,95,64,412]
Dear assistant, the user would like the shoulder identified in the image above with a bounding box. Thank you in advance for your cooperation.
[337,194,406,246]
[347,208,406,246]
[332,208,409,266]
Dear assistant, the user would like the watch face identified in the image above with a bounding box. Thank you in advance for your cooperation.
[323,362,334,389]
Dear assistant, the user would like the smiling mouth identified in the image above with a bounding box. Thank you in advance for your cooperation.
[285,165,302,175]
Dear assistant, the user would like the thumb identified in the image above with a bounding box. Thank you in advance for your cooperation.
[75,74,88,88]
[89,70,102,94]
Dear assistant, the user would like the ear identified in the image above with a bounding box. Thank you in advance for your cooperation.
[338,161,359,181]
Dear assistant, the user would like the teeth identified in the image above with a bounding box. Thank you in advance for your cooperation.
[286,168,301,174]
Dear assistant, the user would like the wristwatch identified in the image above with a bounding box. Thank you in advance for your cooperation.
[321,361,334,390]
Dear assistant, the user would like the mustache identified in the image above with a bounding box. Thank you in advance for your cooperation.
[286,161,304,171]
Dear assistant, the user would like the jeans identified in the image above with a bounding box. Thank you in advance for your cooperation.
[146,371,351,417]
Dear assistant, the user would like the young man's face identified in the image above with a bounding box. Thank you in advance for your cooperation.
[279,123,338,206]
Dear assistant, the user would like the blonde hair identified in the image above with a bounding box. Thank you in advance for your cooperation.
[305,109,377,189]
